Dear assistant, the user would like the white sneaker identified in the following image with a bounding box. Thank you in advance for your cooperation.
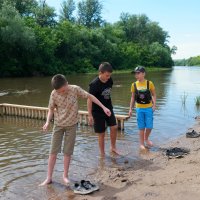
[81,180,99,192]
[73,183,93,195]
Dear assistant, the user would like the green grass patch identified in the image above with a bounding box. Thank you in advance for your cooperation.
[181,92,188,105]
[86,67,171,75]
[195,96,200,106]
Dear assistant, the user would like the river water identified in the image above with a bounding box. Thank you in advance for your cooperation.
[0,66,200,199]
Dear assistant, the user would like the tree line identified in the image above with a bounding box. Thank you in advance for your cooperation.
[0,0,175,77]
[174,55,200,66]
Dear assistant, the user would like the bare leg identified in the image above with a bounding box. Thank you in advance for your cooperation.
[145,128,153,147]
[39,153,57,186]
[63,154,71,185]
[139,129,146,150]
[110,125,119,154]
[98,133,105,157]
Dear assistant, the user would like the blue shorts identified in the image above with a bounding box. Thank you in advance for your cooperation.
[136,107,153,129]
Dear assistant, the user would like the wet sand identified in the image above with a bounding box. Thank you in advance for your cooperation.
[75,116,200,200]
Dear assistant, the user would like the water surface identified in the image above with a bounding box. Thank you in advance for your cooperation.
[0,66,200,199]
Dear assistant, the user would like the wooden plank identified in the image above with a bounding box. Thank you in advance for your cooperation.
[0,103,129,130]
[1,103,129,119]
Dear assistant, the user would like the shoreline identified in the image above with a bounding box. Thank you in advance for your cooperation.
[75,116,200,200]
[0,67,172,78]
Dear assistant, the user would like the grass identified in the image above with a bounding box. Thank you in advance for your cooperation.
[181,92,188,105]
[87,67,172,75]
[195,96,200,106]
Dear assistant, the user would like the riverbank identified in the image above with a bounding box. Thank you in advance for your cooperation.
[76,116,200,200]
[87,67,172,75]
[0,67,172,78]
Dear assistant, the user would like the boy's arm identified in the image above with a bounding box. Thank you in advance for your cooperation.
[87,83,96,125]
[43,92,55,132]
[76,86,111,117]
[129,92,135,117]
[87,98,93,125]
[88,94,111,117]
[151,89,156,111]
[43,108,54,131]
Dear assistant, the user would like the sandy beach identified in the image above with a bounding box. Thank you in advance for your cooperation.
[75,116,200,200]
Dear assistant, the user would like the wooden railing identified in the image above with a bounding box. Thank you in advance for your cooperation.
[0,103,129,130]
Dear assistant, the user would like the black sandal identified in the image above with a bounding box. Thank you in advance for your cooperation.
[186,130,200,138]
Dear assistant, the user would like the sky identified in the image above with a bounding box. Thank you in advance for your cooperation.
[46,0,200,59]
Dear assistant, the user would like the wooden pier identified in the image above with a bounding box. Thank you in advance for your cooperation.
[0,103,129,130]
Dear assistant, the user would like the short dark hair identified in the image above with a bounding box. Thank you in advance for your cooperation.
[99,62,113,73]
[51,74,67,90]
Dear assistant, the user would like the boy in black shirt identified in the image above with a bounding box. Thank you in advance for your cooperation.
[87,62,118,157]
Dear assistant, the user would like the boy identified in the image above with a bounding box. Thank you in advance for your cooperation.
[40,74,111,186]
[129,66,156,150]
[87,62,118,157]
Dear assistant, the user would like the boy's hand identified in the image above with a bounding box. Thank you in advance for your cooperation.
[43,122,49,132]
[128,109,132,117]
[152,105,156,112]
[103,107,111,117]
[88,115,94,126]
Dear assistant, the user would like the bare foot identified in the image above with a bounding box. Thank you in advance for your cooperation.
[63,177,70,185]
[99,151,106,158]
[39,178,52,186]
[110,148,120,155]
[145,140,153,147]
[140,145,146,150]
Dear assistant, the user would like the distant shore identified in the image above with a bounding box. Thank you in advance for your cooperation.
[0,67,172,78]
[84,67,172,75]
[76,116,200,200]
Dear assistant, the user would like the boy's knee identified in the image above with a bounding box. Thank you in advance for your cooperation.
[63,153,72,157]
[110,125,117,131]
[49,153,57,159]
[98,133,105,138]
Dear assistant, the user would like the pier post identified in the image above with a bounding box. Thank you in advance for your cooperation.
[0,104,3,116]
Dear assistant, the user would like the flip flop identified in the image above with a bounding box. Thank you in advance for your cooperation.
[166,147,190,159]
[186,130,200,138]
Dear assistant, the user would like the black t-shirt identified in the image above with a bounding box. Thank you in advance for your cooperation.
[89,77,113,114]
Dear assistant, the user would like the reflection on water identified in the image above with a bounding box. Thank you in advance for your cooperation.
[0,116,139,200]
[0,66,200,199]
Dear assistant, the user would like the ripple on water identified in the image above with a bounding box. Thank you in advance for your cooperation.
[0,67,200,199]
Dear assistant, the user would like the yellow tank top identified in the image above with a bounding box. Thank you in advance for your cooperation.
[131,80,155,108]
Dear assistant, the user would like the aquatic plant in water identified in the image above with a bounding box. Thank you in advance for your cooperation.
[195,96,200,106]
[181,92,188,105]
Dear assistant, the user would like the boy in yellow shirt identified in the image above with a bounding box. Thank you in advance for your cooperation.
[129,66,156,150]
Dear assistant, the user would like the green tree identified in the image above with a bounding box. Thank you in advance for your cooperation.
[77,0,103,28]
[31,25,59,75]
[148,42,173,67]
[174,59,187,66]
[187,56,200,66]
[119,13,169,46]
[33,0,57,27]
[0,1,175,77]
[0,2,36,76]
[146,22,168,45]
[59,0,76,22]
[0,0,38,16]
[119,42,141,69]
[119,13,150,43]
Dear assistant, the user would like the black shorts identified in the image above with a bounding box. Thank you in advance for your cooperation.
[92,111,117,133]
